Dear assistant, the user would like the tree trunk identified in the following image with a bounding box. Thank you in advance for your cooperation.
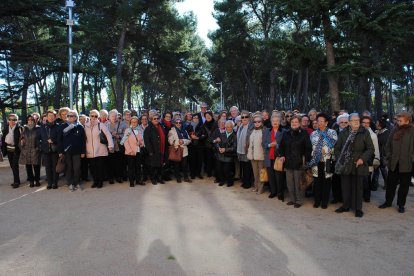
[322,13,340,112]
[21,66,31,124]
[302,65,309,111]
[374,78,383,118]
[115,24,127,112]
[54,71,63,109]
[127,81,132,110]
[269,68,277,111]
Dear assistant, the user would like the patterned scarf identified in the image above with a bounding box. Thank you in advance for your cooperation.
[335,129,357,175]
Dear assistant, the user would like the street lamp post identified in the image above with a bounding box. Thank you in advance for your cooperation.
[66,0,74,109]
[216,82,223,110]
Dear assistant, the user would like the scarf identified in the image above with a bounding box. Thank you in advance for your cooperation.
[393,124,413,140]
[63,122,79,134]
[269,128,276,160]
[335,128,357,175]
[237,124,249,154]
[175,126,189,139]
[162,119,172,130]
[156,124,166,156]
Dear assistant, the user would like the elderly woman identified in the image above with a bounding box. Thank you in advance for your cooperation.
[106,109,127,184]
[168,118,192,183]
[144,114,167,185]
[379,112,414,213]
[2,114,23,188]
[121,116,145,187]
[308,113,338,209]
[279,115,312,208]
[19,115,41,188]
[38,110,60,189]
[85,109,114,188]
[79,114,89,181]
[187,114,207,179]
[247,113,265,194]
[263,114,285,200]
[215,120,237,187]
[237,111,253,189]
[56,107,70,124]
[99,109,109,123]
[334,113,374,218]
[212,118,227,183]
[203,111,216,178]
[58,110,86,191]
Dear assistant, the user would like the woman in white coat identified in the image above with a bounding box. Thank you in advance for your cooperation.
[168,118,192,183]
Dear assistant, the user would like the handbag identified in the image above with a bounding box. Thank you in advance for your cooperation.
[300,169,313,191]
[259,168,268,182]
[325,158,335,173]
[168,145,183,162]
[97,123,108,145]
[274,157,284,172]
[56,155,66,174]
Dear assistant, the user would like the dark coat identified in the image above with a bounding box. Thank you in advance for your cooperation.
[58,123,86,155]
[262,127,284,168]
[278,128,312,170]
[377,128,390,159]
[19,125,41,165]
[37,122,60,154]
[216,131,237,163]
[1,123,23,156]
[144,123,168,168]
[186,123,207,147]
[385,125,414,173]
[334,126,375,176]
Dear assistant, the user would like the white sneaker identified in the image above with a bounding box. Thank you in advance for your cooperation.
[76,185,82,191]
[69,184,74,191]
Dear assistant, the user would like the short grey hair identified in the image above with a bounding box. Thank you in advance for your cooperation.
[109,109,119,118]
[68,109,79,120]
[348,113,360,121]
[337,113,349,123]
[225,120,235,128]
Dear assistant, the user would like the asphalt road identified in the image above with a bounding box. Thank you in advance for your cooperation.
[0,164,413,276]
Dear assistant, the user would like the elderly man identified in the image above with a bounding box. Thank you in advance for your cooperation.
[229,106,239,122]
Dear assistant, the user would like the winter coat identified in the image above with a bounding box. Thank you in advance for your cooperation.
[58,123,86,155]
[37,122,60,154]
[1,123,23,156]
[385,124,414,173]
[84,122,114,158]
[143,123,168,167]
[216,131,237,163]
[122,127,145,156]
[262,127,284,168]
[168,127,191,158]
[247,128,265,161]
[376,128,390,159]
[106,120,127,152]
[278,128,312,170]
[19,125,41,165]
[309,128,338,178]
[334,126,375,176]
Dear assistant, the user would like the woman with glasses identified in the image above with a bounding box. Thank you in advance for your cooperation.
[121,116,145,187]
[279,115,312,208]
[247,113,265,194]
[379,112,414,214]
[144,115,167,185]
[237,111,253,189]
[19,115,41,188]
[2,114,23,188]
[38,110,61,189]
[58,110,86,191]
[168,118,192,183]
[85,109,114,189]
[334,113,374,218]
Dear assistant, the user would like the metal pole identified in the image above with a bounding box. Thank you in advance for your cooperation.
[220,82,223,110]
[66,1,74,109]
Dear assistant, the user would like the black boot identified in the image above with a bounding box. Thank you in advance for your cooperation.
[29,181,35,188]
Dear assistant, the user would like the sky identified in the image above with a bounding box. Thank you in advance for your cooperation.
[175,0,218,48]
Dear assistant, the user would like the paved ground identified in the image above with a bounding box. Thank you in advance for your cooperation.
[0,162,413,276]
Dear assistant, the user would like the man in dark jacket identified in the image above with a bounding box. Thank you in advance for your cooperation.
[58,110,86,191]
[37,110,60,189]
[1,113,23,188]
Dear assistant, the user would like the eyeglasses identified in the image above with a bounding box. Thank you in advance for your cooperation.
[90,115,98,118]
[175,122,182,124]
[286,115,292,117]
[67,115,75,118]
[254,121,262,124]
[152,118,159,121]
[241,116,249,119]
[9,118,17,121]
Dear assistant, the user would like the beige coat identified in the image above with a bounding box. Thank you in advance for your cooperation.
[85,122,114,158]
[168,127,191,157]
[247,129,265,161]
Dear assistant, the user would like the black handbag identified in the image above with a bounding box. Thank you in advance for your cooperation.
[97,123,108,145]
[325,158,335,174]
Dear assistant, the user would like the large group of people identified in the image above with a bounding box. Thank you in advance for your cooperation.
[1,104,413,218]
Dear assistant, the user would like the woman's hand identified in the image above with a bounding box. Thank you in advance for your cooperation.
[355,159,364,167]
[279,156,285,163]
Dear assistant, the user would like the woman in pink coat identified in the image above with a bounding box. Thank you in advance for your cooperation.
[120,116,145,187]
[84,109,114,188]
